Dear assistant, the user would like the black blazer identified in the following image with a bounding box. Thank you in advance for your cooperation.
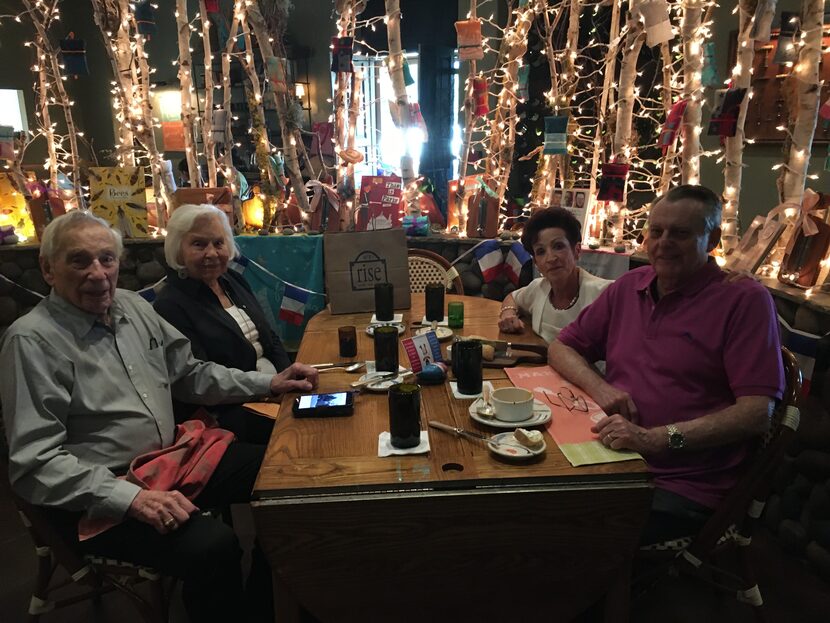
[154,268,291,374]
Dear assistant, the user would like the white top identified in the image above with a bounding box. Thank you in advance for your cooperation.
[512,269,612,343]
[224,304,278,375]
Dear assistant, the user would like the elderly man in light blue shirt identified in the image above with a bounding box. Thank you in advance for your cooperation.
[0,210,318,623]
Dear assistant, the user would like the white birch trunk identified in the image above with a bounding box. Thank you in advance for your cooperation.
[680,0,703,184]
[778,0,822,206]
[199,0,218,187]
[456,0,478,232]
[246,3,311,215]
[35,45,59,191]
[221,12,244,231]
[176,0,200,187]
[385,0,415,186]
[722,0,755,252]
[658,42,677,193]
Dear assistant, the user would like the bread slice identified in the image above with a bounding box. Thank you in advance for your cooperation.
[514,428,544,450]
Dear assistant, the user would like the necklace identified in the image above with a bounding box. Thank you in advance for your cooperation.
[549,272,580,310]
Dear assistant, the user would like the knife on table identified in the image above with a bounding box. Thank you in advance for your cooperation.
[452,338,548,366]
[428,421,527,450]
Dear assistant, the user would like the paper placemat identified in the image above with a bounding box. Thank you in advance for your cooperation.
[378,431,430,456]
[243,402,280,419]
[558,441,642,467]
[370,313,403,324]
[420,315,448,327]
[449,380,492,400]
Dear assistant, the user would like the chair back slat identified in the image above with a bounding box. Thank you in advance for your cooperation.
[407,248,465,294]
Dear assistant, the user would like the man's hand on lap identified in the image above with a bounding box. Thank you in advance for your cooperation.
[127,490,198,534]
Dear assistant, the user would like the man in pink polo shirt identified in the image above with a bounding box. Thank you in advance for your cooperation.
[550,185,784,542]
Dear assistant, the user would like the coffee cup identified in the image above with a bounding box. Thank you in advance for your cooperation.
[491,387,534,422]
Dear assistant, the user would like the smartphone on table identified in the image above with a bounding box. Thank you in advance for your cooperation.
[292,391,355,417]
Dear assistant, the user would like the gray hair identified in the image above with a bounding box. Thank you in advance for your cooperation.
[164,204,239,271]
[39,210,123,261]
[657,185,723,233]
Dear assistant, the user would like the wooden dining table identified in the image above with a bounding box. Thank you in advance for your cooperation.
[251,294,652,623]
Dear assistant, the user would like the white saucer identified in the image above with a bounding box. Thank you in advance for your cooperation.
[488,432,546,459]
[468,398,552,429]
[366,322,406,336]
[358,368,410,392]
[414,326,453,341]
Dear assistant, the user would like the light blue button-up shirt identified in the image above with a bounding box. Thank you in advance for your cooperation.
[0,289,273,520]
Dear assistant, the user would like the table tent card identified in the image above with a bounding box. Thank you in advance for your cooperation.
[402,331,443,373]
[89,167,148,238]
[505,366,642,467]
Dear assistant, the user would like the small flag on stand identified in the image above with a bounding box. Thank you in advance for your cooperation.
[474,239,504,283]
[505,242,531,286]
[279,284,309,325]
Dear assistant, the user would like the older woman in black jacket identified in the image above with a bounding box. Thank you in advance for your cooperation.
[155,203,291,443]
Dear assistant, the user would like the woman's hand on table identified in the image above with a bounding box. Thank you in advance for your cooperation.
[592,414,662,454]
[498,313,525,333]
[270,362,319,395]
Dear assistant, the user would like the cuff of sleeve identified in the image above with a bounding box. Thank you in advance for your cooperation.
[96,480,143,520]
[252,371,275,397]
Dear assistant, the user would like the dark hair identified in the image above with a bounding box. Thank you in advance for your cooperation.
[655,184,723,233]
[521,207,582,253]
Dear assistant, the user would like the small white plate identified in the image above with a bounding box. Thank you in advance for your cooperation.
[414,326,453,341]
[488,432,546,459]
[468,398,552,429]
[358,369,410,392]
[366,322,406,336]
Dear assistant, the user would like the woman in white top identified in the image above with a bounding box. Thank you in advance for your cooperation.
[499,207,612,343]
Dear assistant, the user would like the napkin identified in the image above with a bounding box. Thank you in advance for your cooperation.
[420,315,448,327]
[370,313,403,324]
[449,380,493,400]
[378,431,430,456]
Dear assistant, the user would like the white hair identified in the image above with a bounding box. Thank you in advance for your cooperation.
[39,210,123,261]
[164,203,238,271]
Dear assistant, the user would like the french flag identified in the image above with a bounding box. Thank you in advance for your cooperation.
[474,239,504,283]
[505,242,531,286]
[279,284,309,326]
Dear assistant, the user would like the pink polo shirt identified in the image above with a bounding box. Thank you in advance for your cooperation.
[558,260,784,508]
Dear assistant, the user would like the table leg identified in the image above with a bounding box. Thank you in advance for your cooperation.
[273,572,301,623]
[603,559,631,623]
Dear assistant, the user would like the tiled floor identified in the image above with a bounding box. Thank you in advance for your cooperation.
[2,464,828,622]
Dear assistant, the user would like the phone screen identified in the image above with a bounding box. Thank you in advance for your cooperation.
[297,392,350,410]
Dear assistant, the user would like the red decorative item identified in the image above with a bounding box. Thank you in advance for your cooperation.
[707,88,748,137]
[597,163,630,203]
[820,97,830,122]
[356,175,404,231]
[660,99,688,155]
[204,0,220,12]
[473,78,488,117]
[455,19,484,61]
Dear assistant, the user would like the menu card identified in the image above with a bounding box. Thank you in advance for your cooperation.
[505,366,642,467]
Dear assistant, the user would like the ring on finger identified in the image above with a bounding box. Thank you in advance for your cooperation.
[163,518,177,529]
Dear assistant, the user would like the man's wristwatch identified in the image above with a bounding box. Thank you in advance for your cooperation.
[667,424,685,450]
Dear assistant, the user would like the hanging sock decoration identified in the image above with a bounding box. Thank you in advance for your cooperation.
[773,12,800,65]
[59,33,89,77]
[409,103,428,140]
[660,98,688,154]
[265,56,288,94]
[455,19,484,61]
[473,78,488,117]
[708,88,747,137]
[204,0,220,12]
[135,1,157,39]
[543,116,568,155]
[819,97,830,128]
[517,65,530,101]
[636,0,673,48]
[597,163,630,203]
[701,42,719,88]
[330,37,354,73]
[402,57,415,87]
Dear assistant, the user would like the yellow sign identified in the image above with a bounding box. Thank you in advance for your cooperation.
[0,173,35,242]
[89,167,148,238]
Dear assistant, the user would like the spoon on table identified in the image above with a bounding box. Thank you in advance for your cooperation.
[311,362,365,373]
[477,384,495,418]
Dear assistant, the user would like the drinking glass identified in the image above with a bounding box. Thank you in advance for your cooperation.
[373,325,399,372]
[424,283,445,322]
[338,326,357,358]
[453,340,483,395]
[388,383,422,448]
[447,301,464,329]
[374,282,394,321]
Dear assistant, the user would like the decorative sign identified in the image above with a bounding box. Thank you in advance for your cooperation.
[0,173,35,241]
[89,167,148,238]
[402,331,443,373]
[356,175,403,231]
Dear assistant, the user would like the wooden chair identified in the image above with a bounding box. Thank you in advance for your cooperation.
[11,492,170,623]
[408,248,464,294]
[636,346,803,620]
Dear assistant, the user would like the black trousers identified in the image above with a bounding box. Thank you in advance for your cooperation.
[50,442,268,623]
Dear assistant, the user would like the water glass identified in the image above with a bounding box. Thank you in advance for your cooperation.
[338,326,357,358]
[453,340,483,395]
[424,283,445,322]
[373,325,399,372]
[388,383,422,448]
[447,301,464,329]
[374,282,394,321]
